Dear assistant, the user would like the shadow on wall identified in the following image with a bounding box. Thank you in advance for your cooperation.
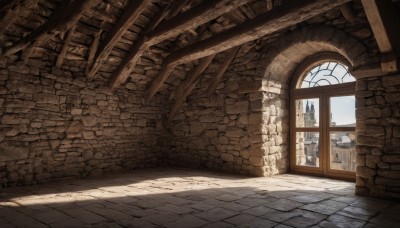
[0,168,399,227]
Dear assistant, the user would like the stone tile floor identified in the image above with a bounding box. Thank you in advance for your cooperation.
[1,167,399,227]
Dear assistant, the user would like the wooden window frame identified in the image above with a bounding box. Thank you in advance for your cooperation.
[290,53,356,180]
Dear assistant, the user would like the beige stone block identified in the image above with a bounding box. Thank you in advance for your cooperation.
[356,154,366,166]
[225,127,246,138]
[83,131,95,140]
[71,108,82,115]
[249,156,264,167]
[2,115,21,125]
[375,177,400,187]
[120,112,131,120]
[220,153,234,162]
[226,101,249,114]
[366,155,380,168]
[357,166,376,178]
[37,93,59,104]
[82,115,97,127]
[0,142,29,162]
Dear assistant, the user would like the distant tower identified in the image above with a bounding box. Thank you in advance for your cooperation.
[304,101,317,140]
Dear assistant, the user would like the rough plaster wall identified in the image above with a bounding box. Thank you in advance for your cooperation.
[355,74,400,199]
[0,58,170,187]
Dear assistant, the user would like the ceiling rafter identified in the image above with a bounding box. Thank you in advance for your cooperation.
[164,0,351,67]
[108,0,180,90]
[207,46,241,94]
[0,0,38,36]
[86,0,152,78]
[2,0,99,58]
[169,54,215,120]
[56,25,77,68]
[144,0,351,100]
[361,0,400,72]
[108,0,250,90]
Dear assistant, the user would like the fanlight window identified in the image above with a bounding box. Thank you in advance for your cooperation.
[299,61,355,88]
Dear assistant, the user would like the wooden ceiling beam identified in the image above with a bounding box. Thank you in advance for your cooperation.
[361,0,400,72]
[144,0,350,100]
[2,0,99,57]
[0,0,38,36]
[145,65,176,102]
[164,0,351,67]
[169,55,215,120]
[56,25,76,68]
[108,0,249,90]
[146,0,249,46]
[108,1,174,90]
[86,0,152,78]
[207,46,240,94]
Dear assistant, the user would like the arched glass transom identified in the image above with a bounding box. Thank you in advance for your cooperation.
[299,61,355,88]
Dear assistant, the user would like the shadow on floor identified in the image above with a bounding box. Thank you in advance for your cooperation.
[0,168,399,228]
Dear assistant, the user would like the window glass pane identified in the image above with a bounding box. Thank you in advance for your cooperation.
[330,96,356,127]
[296,98,319,127]
[330,131,356,172]
[299,61,355,88]
[296,132,319,167]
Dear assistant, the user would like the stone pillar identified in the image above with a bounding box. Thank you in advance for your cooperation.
[355,74,400,199]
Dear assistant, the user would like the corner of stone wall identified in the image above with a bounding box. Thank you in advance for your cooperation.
[238,80,289,177]
[355,74,400,199]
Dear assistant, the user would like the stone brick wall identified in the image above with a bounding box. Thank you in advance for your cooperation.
[168,48,289,176]
[0,59,170,187]
[355,74,400,199]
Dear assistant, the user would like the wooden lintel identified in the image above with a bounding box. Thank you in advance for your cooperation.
[86,0,151,78]
[145,66,176,102]
[108,0,247,90]
[207,46,240,94]
[56,25,76,68]
[169,55,215,120]
[0,0,38,34]
[2,0,98,57]
[351,63,389,79]
[381,51,399,73]
[164,0,351,66]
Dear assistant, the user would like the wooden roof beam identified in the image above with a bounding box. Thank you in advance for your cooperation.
[108,1,175,90]
[207,46,240,94]
[56,25,76,68]
[361,0,400,72]
[2,0,99,57]
[0,0,38,36]
[169,55,215,120]
[146,0,249,46]
[108,0,250,90]
[86,0,152,78]
[144,0,350,100]
[164,0,351,67]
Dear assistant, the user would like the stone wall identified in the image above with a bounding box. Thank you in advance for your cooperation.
[355,74,400,199]
[0,58,170,187]
[168,48,289,176]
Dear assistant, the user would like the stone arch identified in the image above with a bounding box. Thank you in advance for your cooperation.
[250,26,370,177]
[263,26,370,86]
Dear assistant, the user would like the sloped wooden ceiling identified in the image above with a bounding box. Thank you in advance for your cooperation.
[1,0,394,118]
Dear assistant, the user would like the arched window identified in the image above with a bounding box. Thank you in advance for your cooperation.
[290,54,356,179]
